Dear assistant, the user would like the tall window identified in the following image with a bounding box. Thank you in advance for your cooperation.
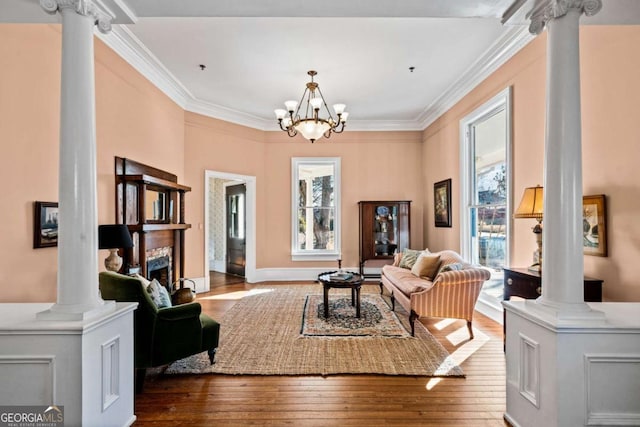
[460,88,512,310]
[291,157,341,260]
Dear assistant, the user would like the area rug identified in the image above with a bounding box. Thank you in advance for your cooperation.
[301,294,410,337]
[165,284,463,377]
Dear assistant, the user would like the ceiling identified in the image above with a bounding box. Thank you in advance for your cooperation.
[2,0,639,131]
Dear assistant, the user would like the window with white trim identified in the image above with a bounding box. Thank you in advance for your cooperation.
[460,88,512,308]
[291,157,341,261]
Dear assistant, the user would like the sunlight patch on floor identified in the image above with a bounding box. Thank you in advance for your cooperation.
[433,318,457,330]
[198,288,273,301]
[426,326,491,391]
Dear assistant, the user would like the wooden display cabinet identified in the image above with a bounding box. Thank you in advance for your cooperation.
[358,201,411,279]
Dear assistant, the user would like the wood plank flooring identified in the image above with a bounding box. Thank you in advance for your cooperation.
[134,282,507,426]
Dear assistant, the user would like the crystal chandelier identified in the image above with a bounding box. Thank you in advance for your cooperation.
[274,70,348,143]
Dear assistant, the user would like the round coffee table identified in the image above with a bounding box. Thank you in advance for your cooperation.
[317,271,364,318]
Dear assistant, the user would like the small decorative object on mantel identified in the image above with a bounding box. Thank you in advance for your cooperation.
[583,194,607,257]
[33,201,58,248]
[434,179,452,227]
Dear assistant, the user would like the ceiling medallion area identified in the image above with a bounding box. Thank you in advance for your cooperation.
[274,70,348,143]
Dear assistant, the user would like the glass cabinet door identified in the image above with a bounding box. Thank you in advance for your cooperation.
[373,205,398,256]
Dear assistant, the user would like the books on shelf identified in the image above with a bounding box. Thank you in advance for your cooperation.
[329,272,353,281]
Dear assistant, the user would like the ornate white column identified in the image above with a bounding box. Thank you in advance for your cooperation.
[38,0,114,320]
[530,0,604,319]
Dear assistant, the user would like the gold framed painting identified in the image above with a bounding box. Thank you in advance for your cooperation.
[434,178,452,228]
[582,194,607,257]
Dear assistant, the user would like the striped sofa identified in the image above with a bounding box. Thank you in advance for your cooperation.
[380,250,490,338]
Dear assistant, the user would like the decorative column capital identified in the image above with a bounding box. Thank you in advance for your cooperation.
[40,0,113,33]
[529,0,602,35]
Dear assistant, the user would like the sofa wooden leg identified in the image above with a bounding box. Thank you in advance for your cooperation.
[467,321,474,339]
[409,310,418,337]
[208,348,217,364]
[379,282,384,295]
[390,293,395,311]
[135,368,146,394]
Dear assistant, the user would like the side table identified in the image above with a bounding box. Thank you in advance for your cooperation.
[502,267,603,349]
[317,271,363,318]
[503,267,603,302]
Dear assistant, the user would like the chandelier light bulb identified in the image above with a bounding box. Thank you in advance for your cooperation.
[310,97,323,110]
[284,100,298,113]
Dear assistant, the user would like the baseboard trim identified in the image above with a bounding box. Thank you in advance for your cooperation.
[252,267,359,283]
[475,294,504,324]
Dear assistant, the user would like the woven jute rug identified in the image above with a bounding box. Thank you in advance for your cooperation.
[165,284,463,377]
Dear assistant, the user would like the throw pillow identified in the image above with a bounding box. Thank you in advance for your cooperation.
[157,281,173,308]
[398,249,424,269]
[411,254,442,280]
[437,262,464,277]
[147,279,173,308]
[147,279,163,307]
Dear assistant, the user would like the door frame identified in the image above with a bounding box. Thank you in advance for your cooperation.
[204,170,256,284]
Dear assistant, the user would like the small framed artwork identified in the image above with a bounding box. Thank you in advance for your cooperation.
[434,179,452,228]
[34,201,59,248]
[582,194,607,257]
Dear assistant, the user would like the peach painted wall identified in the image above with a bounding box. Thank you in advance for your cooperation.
[422,26,640,302]
[0,25,185,302]
[183,113,424,277]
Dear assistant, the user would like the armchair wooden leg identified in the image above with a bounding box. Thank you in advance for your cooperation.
[467,321,474,339]
[409,310,418,337]
[208,348,217,364]
[135,368,146,394]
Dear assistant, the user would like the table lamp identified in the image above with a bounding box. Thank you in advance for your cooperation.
[98,224,134,272]
[514,186,544,272]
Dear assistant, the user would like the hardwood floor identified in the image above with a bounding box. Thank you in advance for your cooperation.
[134,282,507,426]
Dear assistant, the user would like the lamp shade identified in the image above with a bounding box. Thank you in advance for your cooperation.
[514,186,544,220]
[98,224,133,249]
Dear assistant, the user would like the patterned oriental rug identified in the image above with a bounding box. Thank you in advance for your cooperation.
[301,294,410,337]
[165,284,463,377]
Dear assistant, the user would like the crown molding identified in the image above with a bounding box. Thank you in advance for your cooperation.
[95,24,192,108]
[97,22,532,133]
[416,25,534,130]
[186,98,270,130]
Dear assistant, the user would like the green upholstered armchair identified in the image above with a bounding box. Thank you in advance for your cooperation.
[99,271,220,391]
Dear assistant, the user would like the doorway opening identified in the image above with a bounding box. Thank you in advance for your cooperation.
[204,170,256,287]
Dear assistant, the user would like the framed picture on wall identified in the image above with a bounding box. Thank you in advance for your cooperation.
[434,179,452,227]
[34,201,59,248]
[583,194,607,257]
